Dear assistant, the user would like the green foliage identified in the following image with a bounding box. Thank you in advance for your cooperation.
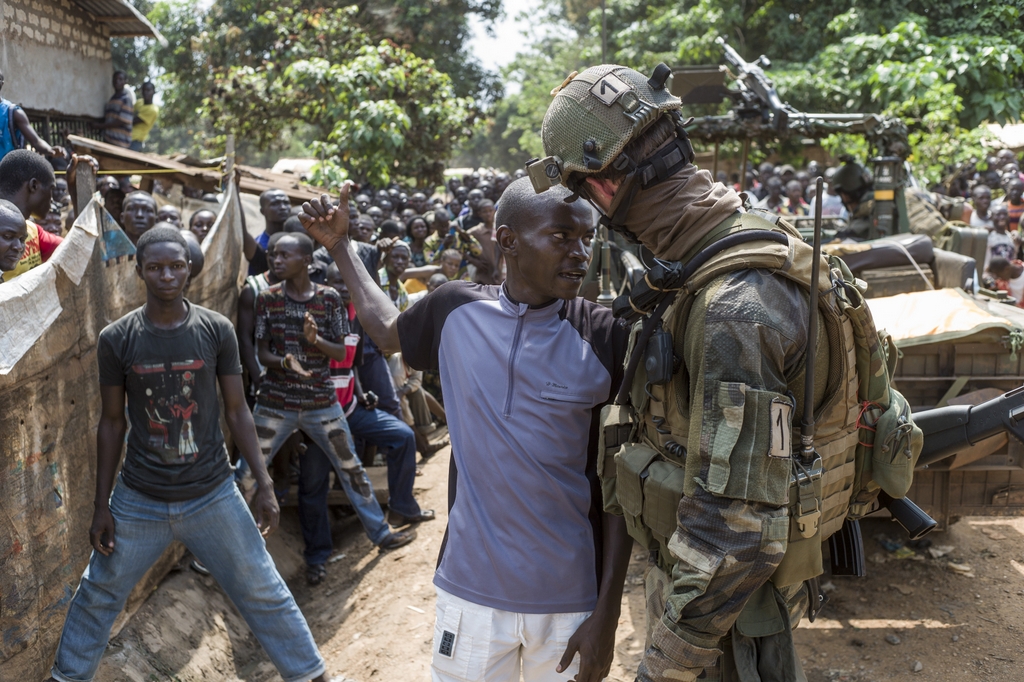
[286,42,477,186]
[143,1,480,185]
[355,0,503,101]
[110,0,155,86]
[455,12,595,169]
[472,0,1024,184]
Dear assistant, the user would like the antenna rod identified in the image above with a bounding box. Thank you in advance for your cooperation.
[802,176,825,461]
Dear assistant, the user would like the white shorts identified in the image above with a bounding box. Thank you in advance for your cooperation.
[430,586,592,682]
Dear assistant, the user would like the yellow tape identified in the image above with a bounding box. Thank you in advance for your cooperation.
[874,189,895,201]
[54,167,222,176]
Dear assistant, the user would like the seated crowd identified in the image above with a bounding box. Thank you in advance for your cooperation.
[949,149,1024,304]
[734,152,1024,307]
[0,144,519,589]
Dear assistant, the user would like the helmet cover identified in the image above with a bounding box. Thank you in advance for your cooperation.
[540,65,682,186]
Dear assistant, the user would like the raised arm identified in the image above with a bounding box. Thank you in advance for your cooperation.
[399,264,442,282]
[299,188,401,354]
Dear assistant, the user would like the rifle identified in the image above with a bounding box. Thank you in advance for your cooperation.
[832,387,1024,575]
[912,385,1024,467]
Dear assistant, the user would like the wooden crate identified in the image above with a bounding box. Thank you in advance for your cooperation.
[886,299,1024,522]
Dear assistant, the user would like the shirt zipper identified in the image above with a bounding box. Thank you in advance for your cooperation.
[503,313,526,418]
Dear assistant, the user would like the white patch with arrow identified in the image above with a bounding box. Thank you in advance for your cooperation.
[590,73,629,106]
[769,398,793,458]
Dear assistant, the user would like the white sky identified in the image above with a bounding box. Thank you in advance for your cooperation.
[466,0,542,73]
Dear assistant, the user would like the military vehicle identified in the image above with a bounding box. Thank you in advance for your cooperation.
[590,40,1024,527]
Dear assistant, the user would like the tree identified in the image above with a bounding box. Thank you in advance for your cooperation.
[455,8,596,169]
[286,41,477,187]
[471,0,1024,183]
[143,1,482,185]
[353,0,503,102]
[110,0,155,86]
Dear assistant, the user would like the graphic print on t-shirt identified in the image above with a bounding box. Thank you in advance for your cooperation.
[132,358,206,462]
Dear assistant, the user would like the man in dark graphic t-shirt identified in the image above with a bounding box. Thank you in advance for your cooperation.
[48,227,334,682]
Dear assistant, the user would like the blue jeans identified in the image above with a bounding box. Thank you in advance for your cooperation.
[51,477,325,682]
[252,401,391,546]
[360,346,402,419]
[298,405,420,564]
[348,404,421,518]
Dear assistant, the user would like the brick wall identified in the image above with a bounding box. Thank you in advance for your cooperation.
[0,0,114,117]
[3,0,112,60]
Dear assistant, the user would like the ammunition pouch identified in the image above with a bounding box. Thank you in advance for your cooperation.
[833,263,923,517]
[615,444,655,544]
[850,388,922,517]
[612,439,689,549]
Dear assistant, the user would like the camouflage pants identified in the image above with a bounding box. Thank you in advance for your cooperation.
[645,560,808,682]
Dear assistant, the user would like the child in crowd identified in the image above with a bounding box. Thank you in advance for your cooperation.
[408,273,449,306]
[1003,178,1024,231]
[779,179,810,216]
[188,209,217,243]
[439,248,469,281]
[155,204,182,227]
[989,256,1024,306]
[970,184,994,228]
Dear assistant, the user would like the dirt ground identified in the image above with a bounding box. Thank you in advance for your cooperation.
[91,445,1024,682]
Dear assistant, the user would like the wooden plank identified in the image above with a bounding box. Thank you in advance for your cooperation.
[948,434,1008,469]
[278,466,391,507]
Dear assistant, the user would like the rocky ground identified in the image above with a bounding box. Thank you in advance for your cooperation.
[91,445,1024,682]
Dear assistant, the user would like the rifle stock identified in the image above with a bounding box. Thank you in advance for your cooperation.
[913,385,1024,467]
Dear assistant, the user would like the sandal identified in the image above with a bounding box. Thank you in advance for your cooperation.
[421,439,450,459]
[389,509,437,527]
[305,563,326,586]
[379,529,417,550]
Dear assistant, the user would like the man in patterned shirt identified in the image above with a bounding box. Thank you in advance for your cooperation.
[92,71,134,148]
[251,233,415,552]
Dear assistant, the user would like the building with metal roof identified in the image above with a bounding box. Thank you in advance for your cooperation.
[0,0,165,140]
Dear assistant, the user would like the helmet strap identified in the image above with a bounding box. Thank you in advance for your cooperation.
[592,125,696,243]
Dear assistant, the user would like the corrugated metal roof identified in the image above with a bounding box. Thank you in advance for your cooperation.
[72,0,167,45]
[68,135,330,203]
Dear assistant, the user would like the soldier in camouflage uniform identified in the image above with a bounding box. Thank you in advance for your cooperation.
[832,159,965,241]
[832,161,876,239]
[530,65,843,682]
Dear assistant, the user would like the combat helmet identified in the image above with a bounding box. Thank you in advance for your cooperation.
[832,160,873,202]
[528,64,695,224]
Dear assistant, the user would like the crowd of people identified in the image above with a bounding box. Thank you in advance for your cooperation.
[720,151,1024,306]
[712,161,849,218]
[6,63,1024,680]
[0,138,549,680]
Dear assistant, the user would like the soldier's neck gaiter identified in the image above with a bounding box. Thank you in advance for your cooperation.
[618,164,743,262]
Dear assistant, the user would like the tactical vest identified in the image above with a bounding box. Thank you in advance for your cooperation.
[599,212,922,589]
[904,188,952,238]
